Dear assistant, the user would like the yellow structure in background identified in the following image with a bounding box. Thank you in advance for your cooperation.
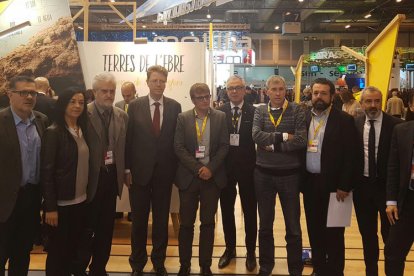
[291,55,304,103]
[0,1,10,15]
[341,14,406,110]
[209,23,213,50]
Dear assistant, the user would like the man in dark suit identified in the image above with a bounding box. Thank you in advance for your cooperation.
[125,65,182,276]
[384,121,414,276]
[115,81,137,112]
[34,77,56,121]
[174,83,229,276]
[353,86,401,276]
[84,72,129,276]
[303,78,357,276]
[0,76,48,275]
[217,75,257,271]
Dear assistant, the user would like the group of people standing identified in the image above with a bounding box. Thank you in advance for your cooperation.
[1,66,414,276]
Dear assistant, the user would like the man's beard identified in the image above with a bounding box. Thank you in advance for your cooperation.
[313,99,330,112]
[365,107,381,119]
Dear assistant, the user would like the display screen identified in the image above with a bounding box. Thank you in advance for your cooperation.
[310,65,319,72]
[347,64,357,71]
[406,64,414,71]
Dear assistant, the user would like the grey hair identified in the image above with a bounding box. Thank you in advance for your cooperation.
[227,75,246,86]
[360,86,382,101]
[266,75,286,89]
[92,72,116,90]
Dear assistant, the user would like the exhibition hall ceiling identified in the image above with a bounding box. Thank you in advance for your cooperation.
[69,0,414,33]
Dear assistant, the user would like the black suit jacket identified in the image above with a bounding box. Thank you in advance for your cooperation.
[0,107,48,222]
[387,121,414,213]
[125,95,182,187]
[218,102,256,173]
[305,107,357,192]
[355,112,402,188]
[34,93,56,122]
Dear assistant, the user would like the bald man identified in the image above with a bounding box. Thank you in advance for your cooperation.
[115,82,137,112]
[34,77,55,122]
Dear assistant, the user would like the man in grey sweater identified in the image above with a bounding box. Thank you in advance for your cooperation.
[252,75,307,276]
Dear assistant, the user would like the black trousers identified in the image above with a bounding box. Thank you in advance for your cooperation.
[179,178,220,268]
[303,174,345,276]
[0,184,41,276]
[46,202,88,276]
[219,168,257,253]
[129,164,173,271]
[85,166,118,276]
[353,177,390,276]
[385,190,414,276]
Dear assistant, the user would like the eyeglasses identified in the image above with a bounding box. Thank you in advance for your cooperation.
[149,79,167,85]
[227,86,245,92]
[193,94,211,101]
[12,90,38,97]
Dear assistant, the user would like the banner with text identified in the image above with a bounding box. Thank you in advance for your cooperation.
[78,42,207,111]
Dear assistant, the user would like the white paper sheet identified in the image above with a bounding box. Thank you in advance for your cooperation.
[327,191,353,227]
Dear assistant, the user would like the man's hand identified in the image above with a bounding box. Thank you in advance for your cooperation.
[45,211,58,227]
[125,172,132,188]
[336,189,349,202]
[386,205,399,225]
[198,166,212,180]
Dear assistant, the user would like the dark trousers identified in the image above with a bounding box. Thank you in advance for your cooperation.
[46,202,87,276]
[385,190,414,276]
[219,168,257,253]
[353,177,390,276]
[0,184,41,276]
[254,169,303,276]
[86,166,118,276]
[179,178,220,268]
[303,174,345,276]
[129,165,173,271]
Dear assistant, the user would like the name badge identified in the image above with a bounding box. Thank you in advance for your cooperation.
[307,140,318,153]
[196,145,206,158]
[104,150,114,165]
[230,134,240,146]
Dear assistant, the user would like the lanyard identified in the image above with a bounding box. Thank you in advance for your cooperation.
[311,106,331,140]
[268,100,288,129]
[195,110,208,143]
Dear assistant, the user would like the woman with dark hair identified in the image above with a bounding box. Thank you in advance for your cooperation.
[340,89,362,117]
[405,90,414,121]
[40,87,89,276]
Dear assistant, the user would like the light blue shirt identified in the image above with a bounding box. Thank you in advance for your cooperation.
[11,108,41,186]
[306,108,330,173]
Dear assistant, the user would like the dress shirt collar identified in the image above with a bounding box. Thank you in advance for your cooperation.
[364,111,383,125]
[311,105,331,118]
[10,107,35,125]
[230,101,244,110]
[148,94,164,106]
[268,100,286,111]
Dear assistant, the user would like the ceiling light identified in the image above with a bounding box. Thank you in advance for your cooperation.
[78,26,84,30]
[299,0,304,2]
[274,25,280,30]
[345,24,351,29]
[206,13,211,19]
[364,13,371,19]
[142,25,147,29]
[286,12,291,15]
[396,0,402,2]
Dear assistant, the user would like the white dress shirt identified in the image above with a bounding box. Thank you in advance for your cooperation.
[363,112,383,177]
[230,101,243,133]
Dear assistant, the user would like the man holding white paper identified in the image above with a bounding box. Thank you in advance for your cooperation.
[303,78,357,276]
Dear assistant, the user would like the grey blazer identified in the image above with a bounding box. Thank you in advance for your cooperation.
[0,107,48,222]
[174,108,229,190]
[115,100,126,111]
[87,103,128,201]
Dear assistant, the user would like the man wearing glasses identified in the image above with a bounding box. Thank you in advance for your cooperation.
[174,83,228,276]
[0,76,48,275]
[217,76,257,271]
[126,65,182,276]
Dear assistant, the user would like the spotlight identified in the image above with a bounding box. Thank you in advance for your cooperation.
[364,13,371,19]
[207,13,211,19]
[274,25,280,30]
[345,24,351,29]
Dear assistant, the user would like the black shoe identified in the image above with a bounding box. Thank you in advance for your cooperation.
[256,270,271,276]
[218,248,236,268]
[200,266,213,276]
[127,212,132,221]
[130,270,143,276]
[73,272,88,276]
[177,265,191,276]
[245,252,257,271]
[154,266,168,276]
